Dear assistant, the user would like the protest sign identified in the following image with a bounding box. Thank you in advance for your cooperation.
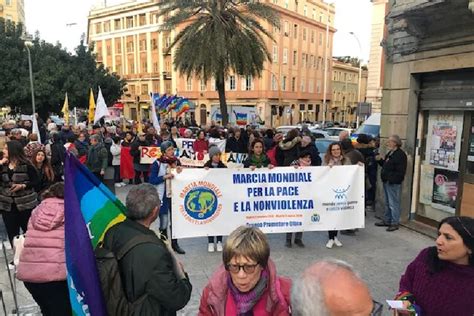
[139,146,162,164]
[171,165,365,238]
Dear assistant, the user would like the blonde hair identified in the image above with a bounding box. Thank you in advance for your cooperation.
[223,226,270,268]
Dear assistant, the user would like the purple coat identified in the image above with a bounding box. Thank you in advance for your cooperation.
[399,247,474,316]
[17,197,66,283]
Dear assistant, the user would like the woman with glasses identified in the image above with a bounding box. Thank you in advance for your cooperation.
[322,142,351,249]
[395,216,474,315]
[198,226,291,315]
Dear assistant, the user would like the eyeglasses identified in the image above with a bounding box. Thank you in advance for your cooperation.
[370,300,383,316]
[226,263,259,274]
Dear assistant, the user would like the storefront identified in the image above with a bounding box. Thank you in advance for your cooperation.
[413,69,474,224]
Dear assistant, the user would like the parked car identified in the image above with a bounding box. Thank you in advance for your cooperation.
[308,128,331,139]
[324,127,353,140]
[315,138,334,161]
[276,125,300,136]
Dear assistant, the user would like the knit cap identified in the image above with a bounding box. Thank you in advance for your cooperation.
[208,145,221,158]
[160,140,174,152]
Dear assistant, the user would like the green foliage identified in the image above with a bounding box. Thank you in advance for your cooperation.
[0,18,126,119]
[158,0,280,126]
[335,56,363,68]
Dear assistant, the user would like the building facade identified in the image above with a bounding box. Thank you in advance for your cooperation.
[0,0,25,25]
[330,58,368,124]
[365,0,388,114]
[380,0,474,228]
[87,0,335,127]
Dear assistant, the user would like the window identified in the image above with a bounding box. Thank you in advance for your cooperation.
[165,36,171,48]
[153,62,159,73]
[283,48,288,64]
[116,42,122,54]
[229,75,236,91]
[302,53,306,67]
[141,59,147,72]
[6,0,11,5]
[284,21,289,36]
[303,28,307,41]
[312,9,316,19]
[309,79,314,93]
[245,76,253,91]
[291,77,296,92]
[319,33,323,45]
[317,57,322,69]
[293,50,297,66]
[301,78,306,92]
[317,80,322,93]
[200,79,207,91]
[211,78,216,91]
[310,55,314,68]
[303,5,307,16]
[165,82,172,94]
[186,78,192,91]
[271,74,278,91]
[272,45,278,63]
[114,19,121,30]
[126,16,134,28]
[282,76,287,91]
[284,0,289,9]
[139,39,147,51]
[272,0,278,3]
[165,61,171,72]
[151,39,157,50]
[104,22,110,32]
[293,24,298,39]
[129,85,136,95]
[139,14,146,26]
[95,23,102,34]
[127,41,134,53]
[106,45,111,56]
[141,84,148,95]
[311,30,315,43]
[115,61,122,75]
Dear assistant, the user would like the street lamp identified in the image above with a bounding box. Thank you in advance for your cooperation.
[322,0,335,127]
[349,31,363,128]
[23,39,36,117]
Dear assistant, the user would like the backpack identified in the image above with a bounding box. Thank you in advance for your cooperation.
[95,234,161,316]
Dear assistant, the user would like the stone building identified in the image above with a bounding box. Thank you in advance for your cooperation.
[87,0,336,127]
[380,0,474,228]
[0,0,25,25]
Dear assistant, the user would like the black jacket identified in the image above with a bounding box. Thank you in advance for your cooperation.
[276,137,301,166]
[379,148,407,184]
[225,137,248,154]
[203,160,227,168]
[103,219,192,316]
[300,142,322,166]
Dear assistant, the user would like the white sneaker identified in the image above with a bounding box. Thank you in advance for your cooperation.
[326,239,335,249]
[334,237,343,247]
[208,243,215,253]
[114,183,121,188]
[120,182,127,187]
[216,241,223,252]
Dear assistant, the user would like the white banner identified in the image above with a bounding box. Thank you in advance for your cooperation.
[171,165,365,238]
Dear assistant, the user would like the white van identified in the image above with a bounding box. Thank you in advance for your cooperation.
[351,113,381,139]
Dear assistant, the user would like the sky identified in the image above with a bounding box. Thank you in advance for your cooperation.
[25,0,372,61]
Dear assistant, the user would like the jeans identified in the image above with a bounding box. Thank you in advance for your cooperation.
[328,230,338,240]
[208,236,223,243]
[2,205,32,246]
[113,165,121,183]
[383,182,401,225]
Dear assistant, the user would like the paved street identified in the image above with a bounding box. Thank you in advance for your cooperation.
[0,185,433,315]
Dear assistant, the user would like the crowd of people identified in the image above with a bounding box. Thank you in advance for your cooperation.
[0,116,472,315]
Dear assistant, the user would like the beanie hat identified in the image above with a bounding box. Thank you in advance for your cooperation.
[208,145,221,158]
[160,140,174,152]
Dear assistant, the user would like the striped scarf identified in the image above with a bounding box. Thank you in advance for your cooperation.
[228,269,269,315]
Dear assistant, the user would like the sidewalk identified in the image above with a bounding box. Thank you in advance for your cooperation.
[0,185,433,315]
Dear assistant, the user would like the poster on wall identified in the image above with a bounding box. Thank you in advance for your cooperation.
[425,113,463,171]
[431,168,458,213]
[419,164,434,205]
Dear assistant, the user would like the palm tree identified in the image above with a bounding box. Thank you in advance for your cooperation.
[158,0,280,126]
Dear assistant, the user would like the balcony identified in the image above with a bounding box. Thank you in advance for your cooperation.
[162,47,171,55]
[162,71,172,80]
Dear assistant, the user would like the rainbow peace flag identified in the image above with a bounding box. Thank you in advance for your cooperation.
[64,154,126,316]
[234,111,248,125]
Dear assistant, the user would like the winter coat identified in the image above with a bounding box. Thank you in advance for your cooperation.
[130,139,151,165]
[0,163,39,212]
[203,160,227,169]
[379,148,407,184]
[344,148,365,165]
[74,140,89,163]
[103,219,192,316]
[86,142,108,173]
[198,259,291,316]
[243,154,271,168]
[16,198,66,283]
[110,143,121,166]
[225,137,248,154]
[300,142,322,166]
[276,137,301,166]
[193,139,209,154]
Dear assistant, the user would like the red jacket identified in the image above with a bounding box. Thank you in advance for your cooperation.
[198,259,291,316]
[193,139,209,153]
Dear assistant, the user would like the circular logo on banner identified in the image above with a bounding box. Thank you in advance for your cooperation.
[184,187,219,220]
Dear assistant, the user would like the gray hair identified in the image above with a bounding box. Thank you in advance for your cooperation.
[125,183,160,220]
[389,134,402,147]
[291,259,356,316]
